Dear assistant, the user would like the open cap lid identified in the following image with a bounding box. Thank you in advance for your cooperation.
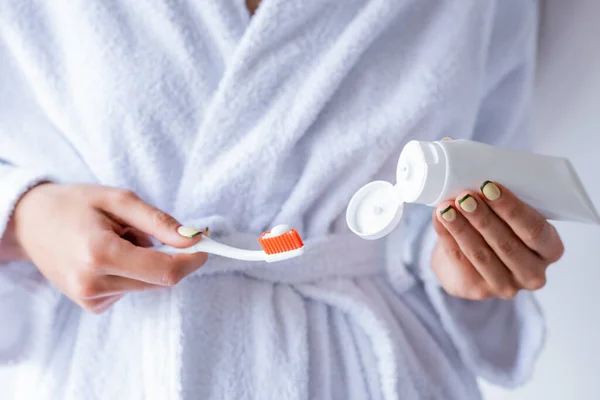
[345,181,404,240]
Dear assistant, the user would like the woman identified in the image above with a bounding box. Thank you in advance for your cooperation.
[0,0,561,399]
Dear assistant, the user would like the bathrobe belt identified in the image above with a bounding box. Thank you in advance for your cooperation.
[188,231,396,285]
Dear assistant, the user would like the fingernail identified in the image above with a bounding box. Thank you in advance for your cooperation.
[177,226,202,238]
[481,181,501,201]
[441,136,454,141]
[440,205,457,222]
[458,194,477,213]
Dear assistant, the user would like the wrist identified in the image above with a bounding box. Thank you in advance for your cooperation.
[0,217,28,261]
[1,181,54,262]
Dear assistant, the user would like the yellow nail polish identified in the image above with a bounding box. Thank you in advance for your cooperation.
[440,205,457,222]
[458,194,477,213]
[177,226,202,238]
[481,181,501,201]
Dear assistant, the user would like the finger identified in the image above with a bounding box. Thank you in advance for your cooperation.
[121,227,154,247]
[454,192,547,290]
[77,294,123,314]
[90,295,123,314]
[437,201,518,298]
[431,208,452,239]
[94,187,204,248]
[80,276,161,299]
[479,181,564,262]
[431,211,494,300]
[92,231,208,286]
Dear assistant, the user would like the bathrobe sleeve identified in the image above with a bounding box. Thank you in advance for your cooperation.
[0,43,62,364]
[405,1,545,388]
[0,168,62,366]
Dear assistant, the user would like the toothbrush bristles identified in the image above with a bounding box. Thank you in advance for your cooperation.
[258,229,304,255]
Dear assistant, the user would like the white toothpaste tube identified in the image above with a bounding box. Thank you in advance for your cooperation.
[346,139,600,240]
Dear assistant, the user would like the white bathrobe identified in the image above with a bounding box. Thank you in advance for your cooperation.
[0,0,545,399]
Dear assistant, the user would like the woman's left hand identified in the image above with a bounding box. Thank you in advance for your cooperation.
[430,181,564,300]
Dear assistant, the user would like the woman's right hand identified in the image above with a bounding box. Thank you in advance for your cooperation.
[9,183,207,313]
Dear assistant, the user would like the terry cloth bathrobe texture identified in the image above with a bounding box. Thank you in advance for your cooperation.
[0,0,544,399]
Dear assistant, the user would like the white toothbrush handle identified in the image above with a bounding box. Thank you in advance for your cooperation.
[154,237,267,262]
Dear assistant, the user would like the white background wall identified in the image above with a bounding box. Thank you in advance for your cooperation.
[1,1,599,399]
[481,1,600,399]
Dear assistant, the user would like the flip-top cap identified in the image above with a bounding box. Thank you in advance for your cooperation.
[345,181,404,240]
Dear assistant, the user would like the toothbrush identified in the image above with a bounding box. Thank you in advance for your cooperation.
[154,224,305,263]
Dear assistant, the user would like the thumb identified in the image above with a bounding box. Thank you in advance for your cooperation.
[97,188,204,248]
